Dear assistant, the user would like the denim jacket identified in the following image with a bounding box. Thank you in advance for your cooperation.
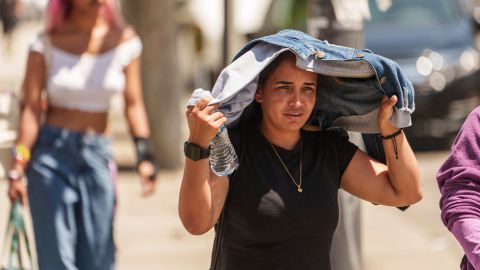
[188,29,415,134]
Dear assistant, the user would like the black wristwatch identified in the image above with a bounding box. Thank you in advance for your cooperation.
[184,141,210,161]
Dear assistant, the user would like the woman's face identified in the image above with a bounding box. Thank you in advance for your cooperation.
[255,56,317,133]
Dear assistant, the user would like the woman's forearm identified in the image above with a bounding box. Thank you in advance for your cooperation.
[125,102,150,138]
[383,133,422,205]
[375,96,422,205]
[16,105,41,151]
[179,158,217,235]
[11,105,41,173]
[180,97,229,235]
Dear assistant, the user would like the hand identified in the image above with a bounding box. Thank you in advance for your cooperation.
[138,160,156,197]
[8,179,27,206]
[378,95,400,136]
[186,97,227,149]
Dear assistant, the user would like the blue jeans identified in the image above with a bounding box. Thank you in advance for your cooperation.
[26,125,116,270]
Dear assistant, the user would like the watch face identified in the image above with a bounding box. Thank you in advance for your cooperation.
[184,142,210,161]
[185,144,200,160]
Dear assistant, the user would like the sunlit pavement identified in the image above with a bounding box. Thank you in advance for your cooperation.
[362,151,463,270]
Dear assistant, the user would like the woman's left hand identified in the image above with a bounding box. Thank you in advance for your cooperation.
[138,160,156,197]
[378,95,400,136]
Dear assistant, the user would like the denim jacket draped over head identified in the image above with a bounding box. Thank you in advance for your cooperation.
[188,29,415,133]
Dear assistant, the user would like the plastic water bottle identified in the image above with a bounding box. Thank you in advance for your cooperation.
[209,126,239,176]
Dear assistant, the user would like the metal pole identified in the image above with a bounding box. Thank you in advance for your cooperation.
[223,0,230,66]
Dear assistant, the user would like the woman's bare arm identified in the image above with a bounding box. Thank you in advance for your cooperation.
[341,95,422,207]
[8,51,45,204]
[179,98,229,235]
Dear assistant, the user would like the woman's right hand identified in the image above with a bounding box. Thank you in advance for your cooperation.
[8,178,27,206]
[186,97,227,149]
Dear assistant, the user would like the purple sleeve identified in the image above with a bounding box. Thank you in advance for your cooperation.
[452,219,480,269]
[437,107,480,269]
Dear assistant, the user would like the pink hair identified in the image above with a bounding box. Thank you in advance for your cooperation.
[45,0,122,32]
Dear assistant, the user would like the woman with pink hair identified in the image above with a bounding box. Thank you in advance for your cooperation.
[6,0,157,269]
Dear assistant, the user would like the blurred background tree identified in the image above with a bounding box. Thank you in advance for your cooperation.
[121,0,182,169]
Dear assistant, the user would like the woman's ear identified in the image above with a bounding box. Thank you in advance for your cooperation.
[255,88,263,103]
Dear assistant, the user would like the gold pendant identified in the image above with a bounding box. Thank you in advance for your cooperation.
[297,187,303,193]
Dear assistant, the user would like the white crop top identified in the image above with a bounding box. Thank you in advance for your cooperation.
[28,32,142,112]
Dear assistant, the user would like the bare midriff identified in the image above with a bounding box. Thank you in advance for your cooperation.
[46,106,109,134]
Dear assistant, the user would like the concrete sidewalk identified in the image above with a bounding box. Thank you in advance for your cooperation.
[114,170,213,270]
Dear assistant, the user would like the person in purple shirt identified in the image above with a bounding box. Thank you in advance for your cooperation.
[437,107,480,270]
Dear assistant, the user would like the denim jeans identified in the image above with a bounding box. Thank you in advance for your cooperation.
[26,125,116,270]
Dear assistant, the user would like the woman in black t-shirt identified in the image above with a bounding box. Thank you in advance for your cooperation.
[179,51,422,270]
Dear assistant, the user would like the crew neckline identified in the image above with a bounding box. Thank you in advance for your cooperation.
[254,124,303,152]
[50,36,139,58]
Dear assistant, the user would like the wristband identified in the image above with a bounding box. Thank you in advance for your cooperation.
[133,137,155,163]
[133,137,158,180]
[11,144,31,166]
[379,129,403,160]
[380,128,403,140]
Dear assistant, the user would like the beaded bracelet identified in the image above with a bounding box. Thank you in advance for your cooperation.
[11,144,31,166]
[379,129,403,159]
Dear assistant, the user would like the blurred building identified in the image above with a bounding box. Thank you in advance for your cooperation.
[183,0,272,79]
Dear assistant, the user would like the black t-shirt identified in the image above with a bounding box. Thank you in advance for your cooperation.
[210,122,358,270]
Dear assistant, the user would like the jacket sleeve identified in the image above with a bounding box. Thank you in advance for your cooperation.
[437,107,480,269]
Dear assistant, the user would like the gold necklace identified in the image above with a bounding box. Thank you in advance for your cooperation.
[269,137,303,193]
